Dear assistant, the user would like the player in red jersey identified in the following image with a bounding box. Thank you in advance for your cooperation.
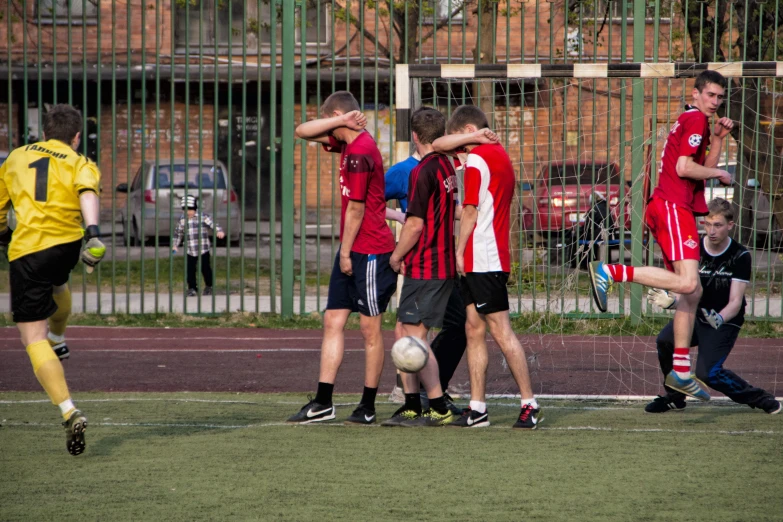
[287,91,397,425]
[588,70,734,401]
[433,105,541,429]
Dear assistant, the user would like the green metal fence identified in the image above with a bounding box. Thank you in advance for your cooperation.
[1,0,782,319]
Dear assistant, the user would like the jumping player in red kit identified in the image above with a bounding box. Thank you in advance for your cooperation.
[588,70,734,402]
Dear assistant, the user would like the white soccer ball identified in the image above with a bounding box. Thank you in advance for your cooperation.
[391,336,429,373]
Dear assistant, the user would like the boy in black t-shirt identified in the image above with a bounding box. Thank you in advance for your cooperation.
[646,198,780,414]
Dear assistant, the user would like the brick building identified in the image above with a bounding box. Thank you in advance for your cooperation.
[0,1,771,225]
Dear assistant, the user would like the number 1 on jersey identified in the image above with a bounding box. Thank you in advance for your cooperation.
[29,157,49,202]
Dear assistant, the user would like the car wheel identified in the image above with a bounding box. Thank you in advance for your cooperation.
[132,219,143,247]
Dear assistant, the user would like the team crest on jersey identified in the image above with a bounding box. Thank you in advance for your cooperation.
[688,134,702,147]
[684,238,698,249]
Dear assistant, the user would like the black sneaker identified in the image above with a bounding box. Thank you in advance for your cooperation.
[286,397,335,424]
[443,393,463,415]
[399,408,456,427]
[450,408,490,428]
[51,342,70,360]
[187,288,198,297]
[344,404,376,425]
[759,396,782,415]
[63,409,87,456]
[203,286,212,296]
[381,406,420,427]
[512,404,542,429]
[645,394,687,413]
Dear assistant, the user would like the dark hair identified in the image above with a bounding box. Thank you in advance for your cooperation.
[694,70,727,92]
[321,91,361,116]
[707,197,734,222]
[411,107,445,145]
[43,104,82,144]
[445,105,489,134]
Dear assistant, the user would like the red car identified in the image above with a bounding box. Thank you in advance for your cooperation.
[533,161,629,239]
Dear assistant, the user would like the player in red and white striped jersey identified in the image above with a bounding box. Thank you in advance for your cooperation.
[587,70,734,401]
[433,105,541,429]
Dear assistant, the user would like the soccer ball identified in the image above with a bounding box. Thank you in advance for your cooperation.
[391,336,429,373]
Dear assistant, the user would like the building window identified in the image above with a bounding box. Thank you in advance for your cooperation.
[257,4,330,49]
[36,0,99,25]
[582,0,671,23]
[175,0,247,49]
[176,2,329,52]
[437,0,464,23]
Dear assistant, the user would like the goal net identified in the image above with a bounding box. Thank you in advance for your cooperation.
[396,63,783,400]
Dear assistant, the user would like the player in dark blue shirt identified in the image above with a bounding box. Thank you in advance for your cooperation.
[646,198,780,414]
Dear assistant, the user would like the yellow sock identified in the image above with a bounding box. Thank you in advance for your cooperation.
[48,286,72,339]
[26,340,71,411]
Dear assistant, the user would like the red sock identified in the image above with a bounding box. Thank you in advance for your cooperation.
[673,347,691,378]
[605,264,635,283]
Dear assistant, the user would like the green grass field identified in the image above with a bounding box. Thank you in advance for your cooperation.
[2,392,781,521]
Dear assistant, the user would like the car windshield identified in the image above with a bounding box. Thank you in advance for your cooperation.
[543,164,620,185]
[153,164,227,189]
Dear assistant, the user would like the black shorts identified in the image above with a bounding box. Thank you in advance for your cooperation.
[460,272,510,314]
[10,240,81,323]
[325,249,396,317]
[397,278,455,329]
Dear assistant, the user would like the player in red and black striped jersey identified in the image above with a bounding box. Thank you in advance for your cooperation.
[588,70,735,402]
[287,91,397,425]
[382,107,461,427]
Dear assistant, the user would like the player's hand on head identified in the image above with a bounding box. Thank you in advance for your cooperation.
[343,110,367,131]
[647,288,676,310]
[476,128,499,144]
[81,225,106,274]
[714,117,734,138]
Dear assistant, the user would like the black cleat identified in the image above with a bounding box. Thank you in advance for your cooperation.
[287,398,335,424]
[51,342,70,361]
[380,406,420,427]
[512,404,542,429]
[450,408,490,428]
[63,409,87,456]
[344,404,376,425]
[759,396,781,415]
[443,393,464,415]
[399,408,456,427]
[203,286,212,296]
[187,288,198,297]
[645,394,687,413]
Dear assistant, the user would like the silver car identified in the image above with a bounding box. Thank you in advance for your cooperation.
[116,159,241,245]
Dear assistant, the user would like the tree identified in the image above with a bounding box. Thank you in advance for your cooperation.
[682,1,783,247]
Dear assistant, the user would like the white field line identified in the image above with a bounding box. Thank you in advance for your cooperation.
[1,396,777,408]
[0,420,777,436]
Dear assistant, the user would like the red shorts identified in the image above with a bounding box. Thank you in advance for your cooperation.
[645,196,700,271]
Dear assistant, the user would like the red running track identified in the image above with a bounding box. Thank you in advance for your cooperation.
[0,327,780,397]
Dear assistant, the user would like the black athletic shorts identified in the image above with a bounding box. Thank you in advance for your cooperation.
[10,240,81,323]
[459,271,510,314]
[325,249,396,317]
[397,278,455,329]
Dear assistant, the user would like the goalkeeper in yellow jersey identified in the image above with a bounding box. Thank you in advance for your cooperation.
[0,104,106,455]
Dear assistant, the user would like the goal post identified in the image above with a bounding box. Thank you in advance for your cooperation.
[394,61,783,317]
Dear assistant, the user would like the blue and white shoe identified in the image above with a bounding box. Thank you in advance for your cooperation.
[588,261,612,313]
[664,372,710,402]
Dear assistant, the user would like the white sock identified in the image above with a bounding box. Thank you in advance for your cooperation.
[470,400,487,413]
[58,399,76,417]
[521,398,539,409]
[48,332,65,344]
